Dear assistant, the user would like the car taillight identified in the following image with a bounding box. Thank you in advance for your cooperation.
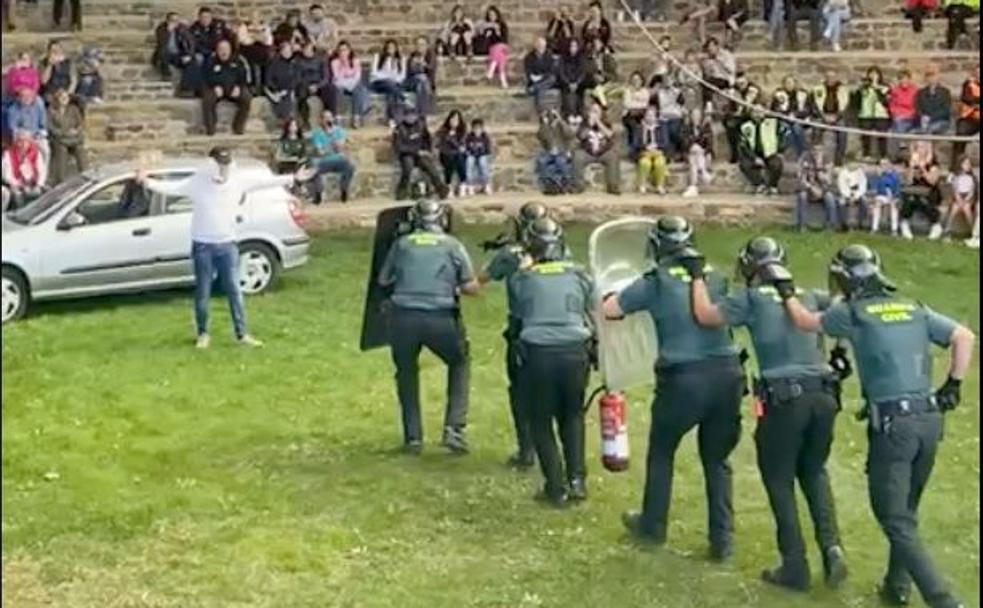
[287,197,308,228]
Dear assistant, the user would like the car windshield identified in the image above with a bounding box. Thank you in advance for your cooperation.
[6,174,93,225]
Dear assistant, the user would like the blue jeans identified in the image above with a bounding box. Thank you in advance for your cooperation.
[823,6,850,45]
[192,241,246,339]
[768,0,786,47]
[888,117,918,159]
[795,190,838,230]
[340,83,370,120]
[919,118,950,135]
[406,74,432,116]
[370,79,405,120]
[784,122,808,158]
[527,76,556,115]
[466,154,492,186]
[658,118,684,158]
[312,156,355,201]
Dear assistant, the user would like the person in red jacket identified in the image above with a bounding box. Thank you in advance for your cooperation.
[904,0,939,32]
[952,64,980,170]
[887,68,919,161]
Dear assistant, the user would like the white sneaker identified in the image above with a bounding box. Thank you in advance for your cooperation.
[900,221,914,240]
[702,170,714,184]
[966,237,980,249]
[683,185,699,198]
[195,334,210,349]
[237,334,264,347]
[832,42,842,52]
[484,184,493,195]
[928,223,943,240]
[638,184,648,194]
[656,186,667,195]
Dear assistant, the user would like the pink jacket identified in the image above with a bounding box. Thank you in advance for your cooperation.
[330,57,362,91]
[888,83,919,120]
[4,66,42,97]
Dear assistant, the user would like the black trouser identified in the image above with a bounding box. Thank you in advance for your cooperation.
[201,87,252,135]
[755,378,842,571]
[559,85,583,119]
[859,117,891,160]
[639,357,744,546]
[901,189,942,223]
[53,0,81,27]
[866,407,959,608]
[952,117,979,170]
[906,7,930,32]
[396,152,448,200]
[523,342,590,498]
[787,6,821,49]
[945,5,976,48]
[439,151,467,188]
[506,330,534,460]
[724,115,744,163]
[389,307,470,444]
[739,154,783,188]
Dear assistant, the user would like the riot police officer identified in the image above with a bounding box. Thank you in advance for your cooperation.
[477,202,549,469]
[377,199,481,454]
[601,216,744,559]
[511,217,595,505]
[774,244,974,608]
[684,237,848,590]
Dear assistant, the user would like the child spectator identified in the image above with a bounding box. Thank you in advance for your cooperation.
[308,109,355,203]
[887,68,919,160]
[636,107,667,195]
[437,110,468,197]
[545,6,576,55]
[582,37,617,110]
[835,162,868,230]
[822,0,850,52]
[1,129,47,209]
[479,6,510,89]
[683,107,714,198]
[406,36,438,116]
[40,40,75,99]
[439,5,474,60]
[303,4,337,52]
[622,71,651,153]
[525,37,557,116]
[916,64,952,134]
[581,1,613,49]
[274,118,308,174]
[905,0,938,32]
[370,39,407,124]
[330,41,370,128]
[718,0,750,49]
[295,40,331,127]
[943,0,978,48]
[854,66,890,161]
[900,140,943,239]
[953,65,979,170]
[868,158,902,234]
[652,75,686,161]
[795,143,837,231]
[4,53,41,99]
[557,39,587,121]
[46,88,84,185]
[536,109,576,194]
[201,39,252,136]
[945,155,978,237]
[265,42,298,122]
[4,88,48,158]
[573,102,620,195]
[465,119,493,195]
[274,9,309,51]
[738,110,784,195]
[392,106,448,200]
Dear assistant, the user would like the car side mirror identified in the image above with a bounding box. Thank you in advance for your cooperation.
[58,211,86,231]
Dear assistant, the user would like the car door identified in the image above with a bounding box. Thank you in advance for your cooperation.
[144,173,196,285]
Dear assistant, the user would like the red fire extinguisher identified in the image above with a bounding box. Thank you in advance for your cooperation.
[594,389,630,472]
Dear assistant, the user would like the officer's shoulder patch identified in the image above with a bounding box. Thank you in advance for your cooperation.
[407,233,441,246]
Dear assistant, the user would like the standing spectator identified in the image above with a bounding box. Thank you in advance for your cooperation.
[835,162,869,230]
[273,9,309,51]
[525,37,557,116]
[582,37,617,110]
[904,0,938,32]
[622,71,651,153]
[786,0,823,51]
[718,0,750,49]
[329,41,370,128]
[652,75,686,161]
[794,143,837,230]
[303,4,337,52]
[406,36,438,117]
[943,0,979,48]
[868,158,902,234]
[887,68,919,160]
[479,6,510,89]
[822,0,850,51]
[676,49,704,112]
[52,0,80,31]
[370,39,407,124]
[766,0,786,48]
[2,0,14,33]
[772,76,811,158]
[944,155,978,236]
[700,37,737,112]
[581,1,613,49]
[573,102,621,195]
[465,118,493,195]
[915,65,952,135]
[557,39,587,121]
[438,5,474,60]
[681,1,719,46]
[273,118,308,175]
[265,42,298,122]
[855,66,890,161]
[189,7,226,64]
[545,6,576,55]
[4,53,41,99]
[294,40,331,128]
[201,39,252,136]
[39,41,75,99]
[900,140,944,239]
[682,107,715,198]
[437,110,468,197]
[738,110,784,195]
[536,109,576,194]
[1,130,47,208]
[46,88,84,185]
[4,88,48,158]
[636,107,668,195]
[308,110,355,204]
[235,18,274,96]
[630,0,669,21]
[392,106,448,200]
[809,70,850,166]
[952,65,979,169]
[647,36,674,85]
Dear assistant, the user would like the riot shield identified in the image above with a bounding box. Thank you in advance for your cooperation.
[359,205,412,351]
[589,218,660,392]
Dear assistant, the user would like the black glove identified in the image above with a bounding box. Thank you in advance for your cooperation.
[935,376,962,412]
[828,345,853,380]
[677,247,706,279]
[758,263,796,300]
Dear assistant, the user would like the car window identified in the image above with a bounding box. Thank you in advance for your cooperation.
[75,179,151,225]
[6,174,92,225]
[153,172,195,215]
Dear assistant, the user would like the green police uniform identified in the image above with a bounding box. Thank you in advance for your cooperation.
[512,259,595,500]
[619,262,744,550]
[378,229,474,446]
[821,296,961,608]
[720,286,844,586]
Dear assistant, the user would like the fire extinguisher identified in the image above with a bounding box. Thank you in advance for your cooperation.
[587,387,630,472]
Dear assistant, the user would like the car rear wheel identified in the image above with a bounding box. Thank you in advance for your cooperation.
[1,266,29,323]
[238,242,281,295]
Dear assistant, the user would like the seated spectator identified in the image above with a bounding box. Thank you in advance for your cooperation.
[40,41,75,99]
[854,66,890,161]
[573,102,620,195]
[545,6,576,55]
[720,73,753,163]
[273,117,308,174]
[465,118,493,195]
[738,110,784,195]
[622,71,651,153]
[370,39,407,124]
[1,129,47,209]
[944,155,978,236]
[915,64,952,135]
[835,162,868,230]
[953,64,980,170]
[700,37,737,112]
[943,0,978,48]
[201,39,252,136]
[235,17,274,96]
[329,41,370,128]
[52,0,81,31]
[582,37,616,110]
[677,49,704,111]
[887,68,919,160]
[536,109,576,194]
[581,1,612,50]
[294,40,331,128]
[900,141,943,239]
[153,12,181,79]
[652,74,685,161]
[4,88,48,158]
[967,213,980,248]
[822,0,850,52]
[795,143,837,231]
[308,109,355,203]
[905,0,939,32]
[478,6,510,89]
[274,9,309,51]
[647,36,673,86]
[557,39,587,121]
[303,3,337,52]
[809,69,850,166]
[4,53,41,99]
[265,42,298,122]
[868,158,902,234]
[525,37,557,116]
[772,76,811,158]
[718,0,750,49]
[163,17,200,97]
[392,106,448,200]
[73,47,104,107]
[46,88,84,185]
[438,5,474,60]
[683,107,714,197]
[189,6,227,64]
[636,107,667,195]
[437,110,468,197]
[406,36,438,116]
[786,0,823,51]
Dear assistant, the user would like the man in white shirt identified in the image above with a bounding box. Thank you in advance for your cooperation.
[135,146,309,348]
[835,162,868,231]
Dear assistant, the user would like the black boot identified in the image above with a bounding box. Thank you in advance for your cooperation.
[823,545,849,589]
[534,485,568,508]
[506,451,535,470]
[761,562,811,591]
[621,511,665,545]
[878,582,911,606]
[567,477,588,501]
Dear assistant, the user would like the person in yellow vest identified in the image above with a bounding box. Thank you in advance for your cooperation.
[854,67,891,162]
[809,71,851,167]
[952,64,979,170]
[943,0,979,48]
[738,108,785,195]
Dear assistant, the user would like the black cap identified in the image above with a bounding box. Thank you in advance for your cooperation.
[208,146,232,166]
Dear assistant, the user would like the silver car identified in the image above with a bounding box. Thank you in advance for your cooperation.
[2,157,310,323]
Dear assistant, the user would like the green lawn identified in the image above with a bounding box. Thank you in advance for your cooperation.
[2,224,979,608]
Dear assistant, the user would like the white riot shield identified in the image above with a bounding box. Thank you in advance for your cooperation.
[589,218,659,392]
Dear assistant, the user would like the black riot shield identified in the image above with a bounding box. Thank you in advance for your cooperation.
[359,205,412,351]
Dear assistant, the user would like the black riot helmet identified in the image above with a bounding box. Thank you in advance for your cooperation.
[647,216,694,262]
[736,236,788,285]
[517,202,549,243]
[526,217,566,262]
[408,199,450,233]
[828,244,896,298]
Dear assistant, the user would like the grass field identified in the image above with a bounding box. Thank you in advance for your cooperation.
[2,224,979,608]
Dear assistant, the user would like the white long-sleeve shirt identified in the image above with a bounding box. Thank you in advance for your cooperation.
[837,167,868,201]
[142,166,294,243]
